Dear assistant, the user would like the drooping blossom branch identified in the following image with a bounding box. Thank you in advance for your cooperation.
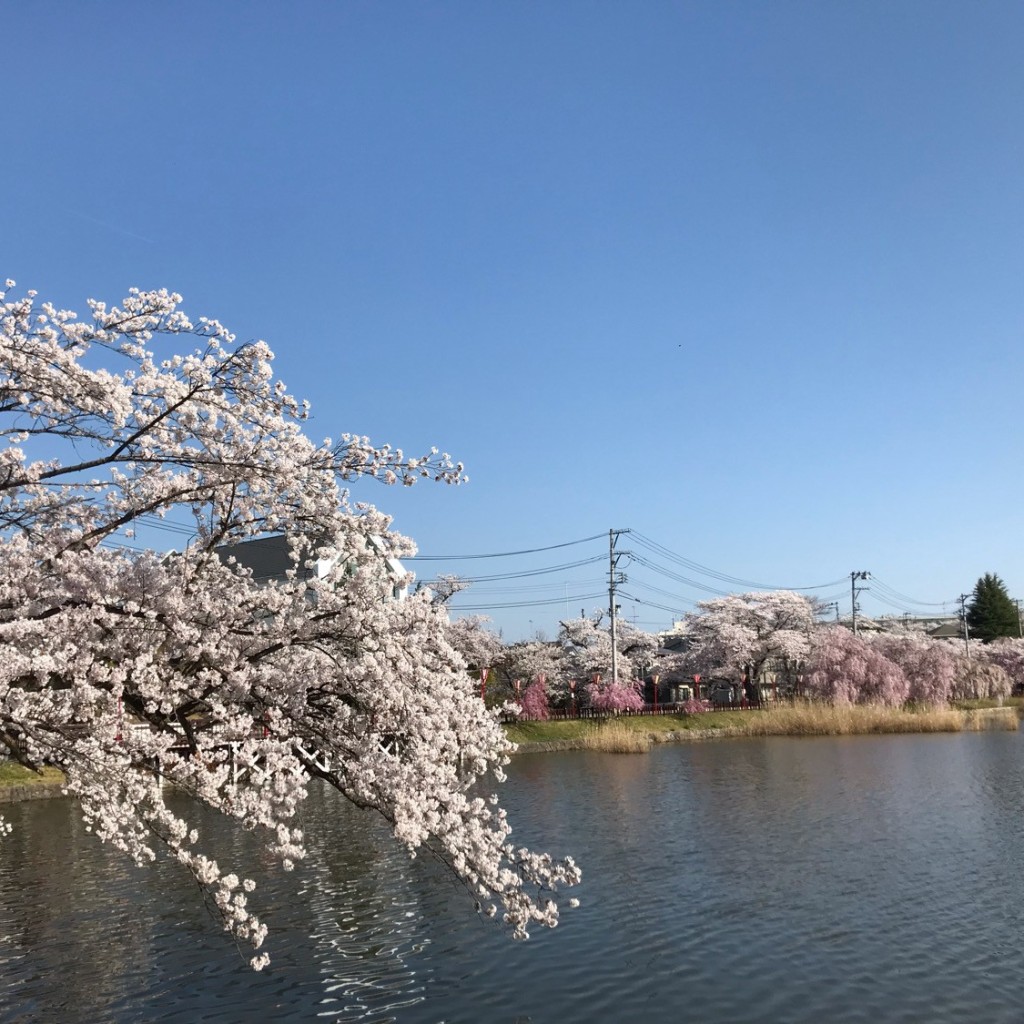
[0,281,578,968]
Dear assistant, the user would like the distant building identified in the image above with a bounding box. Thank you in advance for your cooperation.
[925,619,963,640]
[215,533,410,600]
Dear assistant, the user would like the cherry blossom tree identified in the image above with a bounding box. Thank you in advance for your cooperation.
[584,675,644,713]
[498,639,563,707]
[804,628,909,706]
[0,282,579,967]
[679,591,818,686]
[869,635,957,705]
[445,614,507,702]
[615,621,662,676]
[556,615,620,684]
[517,674,551,720]
[502,639,562,684]
[418,573,470,605]
[547,618,673,705]
[980,638,1024,693]
[951,656,1012,701]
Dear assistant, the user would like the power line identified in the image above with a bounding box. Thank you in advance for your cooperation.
[417,555,604,585]
[622,577,702,607]
[629,553,736,597]
[447,590,607,612]
[619,591,686,617]
[868,576,957,609]
[136,514,196,537]
[409,527,948,613]
[445,577,605,596]
[408,532,606,561]
[631,532,846,591]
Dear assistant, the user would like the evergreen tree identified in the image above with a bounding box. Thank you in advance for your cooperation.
[966,573,1020,643]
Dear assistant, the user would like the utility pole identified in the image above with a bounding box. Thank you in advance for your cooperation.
[850,571,870,635]
[959,593,972,659]
[608,528,630,685]
[1017,598,1022,639]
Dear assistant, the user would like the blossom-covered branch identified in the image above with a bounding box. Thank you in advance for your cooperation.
[0,282,577,968]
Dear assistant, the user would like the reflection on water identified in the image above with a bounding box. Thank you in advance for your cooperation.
[4,731,1024,1022]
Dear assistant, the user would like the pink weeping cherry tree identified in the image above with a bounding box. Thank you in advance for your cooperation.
[804,628,910,706]
[869,635,957,705]
[979,638,1024,693]
[0,282,579,968]
[584,675,644,713]
[517,674,552,720]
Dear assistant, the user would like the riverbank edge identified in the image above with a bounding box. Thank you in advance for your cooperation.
[0,709,1016,799]
[0,782,66,804]
[507,707,1019,754]
[511,727,754,753]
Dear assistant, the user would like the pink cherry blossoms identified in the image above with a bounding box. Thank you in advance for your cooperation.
[517,675,552,720]
[0,282,579,967]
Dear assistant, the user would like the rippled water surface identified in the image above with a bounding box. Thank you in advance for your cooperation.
[5,731,1024,1022]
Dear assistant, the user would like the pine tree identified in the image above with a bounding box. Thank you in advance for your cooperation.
[966,573,1020,643]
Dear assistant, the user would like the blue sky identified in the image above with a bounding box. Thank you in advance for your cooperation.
[6,1,1024,638]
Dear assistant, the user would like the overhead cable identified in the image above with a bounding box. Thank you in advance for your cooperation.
[631,532,846,591]
[619,591,687,617]
[868,577,958,609]
[417,555,604,585]
[447,590,607,612]
[408,532,606,561]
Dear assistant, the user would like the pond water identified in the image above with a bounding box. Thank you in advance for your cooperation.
[4,730,1024,1023]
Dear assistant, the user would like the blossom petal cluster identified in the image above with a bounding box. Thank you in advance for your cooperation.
[0,282,578,966]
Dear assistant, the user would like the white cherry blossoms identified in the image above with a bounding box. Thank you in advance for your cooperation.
[0,282,579,967]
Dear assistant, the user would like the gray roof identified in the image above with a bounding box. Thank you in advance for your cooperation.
[927,621,963,639]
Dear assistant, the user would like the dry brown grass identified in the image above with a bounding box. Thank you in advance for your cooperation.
[507,703,1023,752]
[579,719,654,753]
[736,703,1019,737]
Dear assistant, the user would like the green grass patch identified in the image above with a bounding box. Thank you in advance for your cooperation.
[0,762,64,786]
[503,719,598,744]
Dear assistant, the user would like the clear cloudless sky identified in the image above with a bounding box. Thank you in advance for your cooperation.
[5,1,1024,639]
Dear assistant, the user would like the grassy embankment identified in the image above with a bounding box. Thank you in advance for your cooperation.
[0,763,64,785]
[505,700,1022,753]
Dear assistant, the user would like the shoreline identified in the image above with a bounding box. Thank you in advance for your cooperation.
[0,781,66,804]
[506,705,1020,754]
[1,708,1016,800]
[510,725,754,753]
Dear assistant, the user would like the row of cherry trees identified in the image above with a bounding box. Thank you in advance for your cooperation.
[805,629,1016,705]
[447,590,1022,717]
[447,614,667,718]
